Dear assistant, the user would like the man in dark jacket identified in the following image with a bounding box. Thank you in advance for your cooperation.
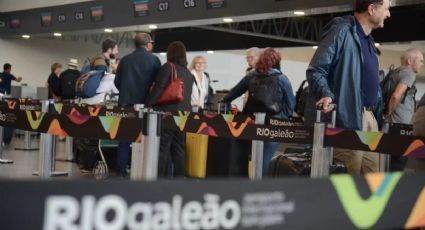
[306,0,390,174]
[114,32,161,177]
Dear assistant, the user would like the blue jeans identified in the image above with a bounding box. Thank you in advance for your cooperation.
[117,141,131,176]
[263,141,280,176]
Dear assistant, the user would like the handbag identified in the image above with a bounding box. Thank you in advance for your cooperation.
[155,62,184,105]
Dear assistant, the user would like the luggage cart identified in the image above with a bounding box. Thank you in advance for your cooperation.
[93,92,119,179]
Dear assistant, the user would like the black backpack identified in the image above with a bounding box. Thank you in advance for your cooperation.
[379,65,416,114]
[246,73,282,115]
[295,80,309,117]
[60,69,81,99]
[380,65,397,114]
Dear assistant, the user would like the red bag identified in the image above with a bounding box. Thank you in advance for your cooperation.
[155,62,184,105]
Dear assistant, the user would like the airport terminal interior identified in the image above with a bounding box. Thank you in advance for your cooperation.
[1,0,425,229]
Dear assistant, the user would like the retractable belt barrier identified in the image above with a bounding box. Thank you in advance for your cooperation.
[0,99,424,159]
[0,172,424,230]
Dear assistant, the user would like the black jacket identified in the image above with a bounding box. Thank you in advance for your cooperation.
[146,62,194,112]
[47,73,61,99]
[114,48,161,104]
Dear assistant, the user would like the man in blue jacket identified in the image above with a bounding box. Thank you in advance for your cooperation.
[306,0,390,174]
[114,32,161,177]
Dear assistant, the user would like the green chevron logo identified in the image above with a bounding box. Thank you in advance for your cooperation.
[26,111,46,130]
[330,173,402,229]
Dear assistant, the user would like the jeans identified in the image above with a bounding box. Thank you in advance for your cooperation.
[117,141,131,176]
[263,141,280,176]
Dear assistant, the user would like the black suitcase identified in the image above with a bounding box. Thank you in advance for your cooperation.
[74,138,118,171]
[74,138,98,170]
[268,148,346,177]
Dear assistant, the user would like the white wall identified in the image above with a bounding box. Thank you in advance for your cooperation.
[1,37,424,108]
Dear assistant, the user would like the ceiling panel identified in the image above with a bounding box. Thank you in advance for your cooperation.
[0,0,94,12]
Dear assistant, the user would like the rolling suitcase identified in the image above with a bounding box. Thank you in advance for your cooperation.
[268,147,346,177]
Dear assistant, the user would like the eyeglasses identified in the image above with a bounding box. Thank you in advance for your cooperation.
[195,62,206,64]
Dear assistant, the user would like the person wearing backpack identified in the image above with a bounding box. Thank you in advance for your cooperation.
[91,38,119,73]
[59,59,80,100]
[223,48,295,176]
[405,93,425,172]
[383,48,423,171]
[384,48,423,123]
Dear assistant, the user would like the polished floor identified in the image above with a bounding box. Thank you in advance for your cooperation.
[0,134,91,180]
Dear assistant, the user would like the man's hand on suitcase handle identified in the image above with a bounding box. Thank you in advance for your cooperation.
[316,97,335,113]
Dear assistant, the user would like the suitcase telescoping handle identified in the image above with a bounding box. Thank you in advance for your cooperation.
[316,103,337,128]
[217,101,229,114]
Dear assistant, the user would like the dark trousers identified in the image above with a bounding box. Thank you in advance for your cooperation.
[158,129,186,178]
[117,141,131,176]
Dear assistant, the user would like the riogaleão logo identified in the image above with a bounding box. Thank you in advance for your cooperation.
[331,172,402,229]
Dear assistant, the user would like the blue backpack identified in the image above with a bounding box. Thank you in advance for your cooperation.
[75,70,105,98]
[80,57,93,74]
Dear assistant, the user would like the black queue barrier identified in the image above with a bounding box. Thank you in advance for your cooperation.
[0,172,424,229]
[1,99,425,179]
[4,99,42,151]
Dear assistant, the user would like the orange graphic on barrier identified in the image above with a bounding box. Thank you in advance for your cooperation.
[226,117,252,138]
[47,119,68,136]
[403,140,425,157]
[88,105,102,116]
[406,187,425,229]
[6,100,17,110]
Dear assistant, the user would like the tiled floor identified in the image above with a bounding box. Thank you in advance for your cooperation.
[0,134,91,180]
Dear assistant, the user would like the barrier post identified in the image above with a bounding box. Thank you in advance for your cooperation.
[37,100,54,178]
[311,122,330,178]
[250,112,266,180]
[65,137,74,161]
[130,105,144,180]
[35,100,68,177]
[50,134,68,177]
[14,131,39,151]
[379,122,391,172]
[141,110,161,180]
[0,126,13,164]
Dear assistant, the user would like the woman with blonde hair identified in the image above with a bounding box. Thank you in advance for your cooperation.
[189,55,210,111]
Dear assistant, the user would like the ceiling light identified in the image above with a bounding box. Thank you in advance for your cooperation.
[104,28,113,33]
[223,18,233,23]
[313,46,318,50]
[149,25,158,29]
[374,43,380,47]
[53,33,62,37]
[207,51,214,54]
[294,11,305,16]
[160,52,166,56]
[22,34,30,39]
